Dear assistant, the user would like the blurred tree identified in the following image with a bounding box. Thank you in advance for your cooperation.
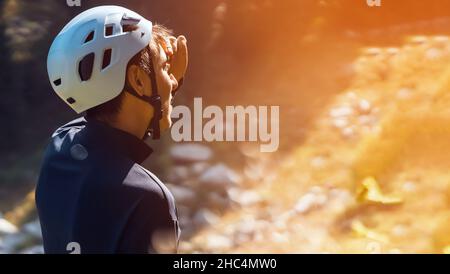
[0,0,15,151]
[0,0,73,173]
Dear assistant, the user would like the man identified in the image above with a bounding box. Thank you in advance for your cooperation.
[36,6,188,254]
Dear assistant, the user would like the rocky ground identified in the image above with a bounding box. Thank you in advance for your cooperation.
[181,34,450,254]
[0,216,43,254]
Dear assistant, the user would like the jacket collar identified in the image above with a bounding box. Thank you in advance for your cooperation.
[84,117,153,164]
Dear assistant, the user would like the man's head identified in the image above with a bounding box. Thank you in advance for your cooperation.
[47,6,188,139]
[86,24,181,137]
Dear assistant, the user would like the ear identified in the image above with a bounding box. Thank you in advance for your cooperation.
[126,64,152,97]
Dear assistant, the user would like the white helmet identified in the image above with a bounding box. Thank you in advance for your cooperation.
[47,5,153,114]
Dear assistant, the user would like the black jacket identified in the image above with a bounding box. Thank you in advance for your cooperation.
[35,117,180,254]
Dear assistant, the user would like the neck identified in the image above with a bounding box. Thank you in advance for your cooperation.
[104,115,146,139]
[96,93,154,139]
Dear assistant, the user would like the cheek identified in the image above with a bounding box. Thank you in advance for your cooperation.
[162,103,172,117]
[164,104,173,118]
[160,108,172,129]
[158,72,173,101]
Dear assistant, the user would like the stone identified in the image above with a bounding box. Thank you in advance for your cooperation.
[341,126,356,139]
[166,184,197,207]
[0,233,33,253]
[204,234,233,250]
[0,218,18,235]
[358,115,375,127]
[244,162,265,181]
[432,35,449,43]
[332,118,349,129]
[329,106,354,118]
[20,245,44,254]
[271,232,289,243]
[233,218,269,244]
[207,192,230,209]
[199,164,241,190]
[327,188,354,213]
[193,208,219,227]
[235,219,257,236]
[23,219,42,239]
[386,47,399,56]
[356,99,372,115]
[425,48,443,60]
[409,35,428,45]
[294,187,328,214]
[363,47,382,57]
[228,188,262,207]
[190,162,209,176]
[170,144,213,163]
[166,166,191,183]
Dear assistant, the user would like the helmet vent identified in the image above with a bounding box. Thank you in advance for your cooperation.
[53,78,62,86]
[102,49,112,70]
[84,31,94,43]
[78,53,95,81]
[67,97,76,104]
[121,15,140,33]
[105,25,114,37]
[122,24,139,33]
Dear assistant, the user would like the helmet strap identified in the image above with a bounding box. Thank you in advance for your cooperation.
[124,60,162,140]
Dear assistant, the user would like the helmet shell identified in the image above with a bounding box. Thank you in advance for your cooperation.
[47,5,153,113]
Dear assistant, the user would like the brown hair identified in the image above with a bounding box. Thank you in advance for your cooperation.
[86,24,173,122]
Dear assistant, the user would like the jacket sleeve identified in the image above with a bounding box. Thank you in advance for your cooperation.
[116,191,180,254]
